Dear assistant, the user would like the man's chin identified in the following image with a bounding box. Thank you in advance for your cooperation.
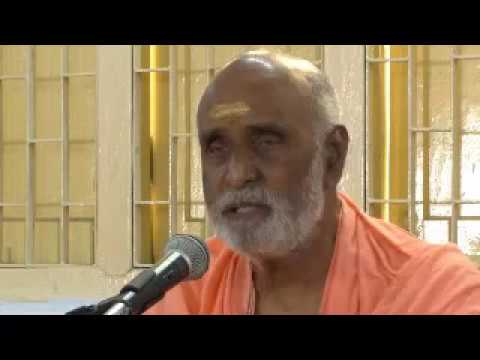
[215,228,290,258]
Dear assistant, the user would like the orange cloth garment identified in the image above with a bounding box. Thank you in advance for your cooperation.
[144,192,480,315]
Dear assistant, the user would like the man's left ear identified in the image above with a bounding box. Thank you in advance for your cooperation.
[324,125,349,188]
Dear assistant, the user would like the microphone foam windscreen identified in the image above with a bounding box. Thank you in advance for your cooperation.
[166,234,210,280]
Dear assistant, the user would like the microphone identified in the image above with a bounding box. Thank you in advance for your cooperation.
[103,234,209,315]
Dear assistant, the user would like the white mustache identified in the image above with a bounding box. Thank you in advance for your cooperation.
[213,187,292,214]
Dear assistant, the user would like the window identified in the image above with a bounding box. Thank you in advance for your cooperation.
[0,45,96,266]
[366,45,480,261]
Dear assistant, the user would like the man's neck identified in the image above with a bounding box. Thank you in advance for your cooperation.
[251,193,341,313]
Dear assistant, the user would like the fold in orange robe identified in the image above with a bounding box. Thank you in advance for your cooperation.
[144,192,480,314]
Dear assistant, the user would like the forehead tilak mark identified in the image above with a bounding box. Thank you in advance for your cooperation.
[208,101,252,120]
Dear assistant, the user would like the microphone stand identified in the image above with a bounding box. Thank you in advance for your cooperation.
[64,294,132,315]
[66,266,159,315]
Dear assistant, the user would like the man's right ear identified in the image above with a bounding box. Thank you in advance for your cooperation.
[324,125,349,188]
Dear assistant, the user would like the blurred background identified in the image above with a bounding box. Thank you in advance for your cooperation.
[0,45,478,312]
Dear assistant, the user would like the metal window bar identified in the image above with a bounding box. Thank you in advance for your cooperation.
[26,45,35,266]
[408,45,416,233]
[183,46,206,235]
[168,46,178,239]
[450,45,461,245]
[60,45,70,264]
[366,57,409,63]
[0,75,25,80]
[0,47,3,263]
[31,73,95,82]
[135,67,169,73]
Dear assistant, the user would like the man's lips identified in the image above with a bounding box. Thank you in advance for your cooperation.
[222,202,272,220]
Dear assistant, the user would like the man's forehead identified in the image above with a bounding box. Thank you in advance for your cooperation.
[207,101,252,121]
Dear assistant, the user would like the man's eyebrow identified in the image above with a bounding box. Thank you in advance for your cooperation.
[200,122,290,144]
[199,128,223,144]
[248,123,288,135]
[208,101,252,120]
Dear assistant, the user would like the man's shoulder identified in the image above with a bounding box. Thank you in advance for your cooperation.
[374,242,480,314]
[338,192,477,285]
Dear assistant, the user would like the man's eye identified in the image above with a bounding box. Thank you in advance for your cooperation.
[206,141,226,156]
[256,134,281,147]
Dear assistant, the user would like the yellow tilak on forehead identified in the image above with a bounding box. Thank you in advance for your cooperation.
[208,101,252,120]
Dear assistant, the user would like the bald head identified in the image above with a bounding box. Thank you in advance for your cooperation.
[198,50,339,137]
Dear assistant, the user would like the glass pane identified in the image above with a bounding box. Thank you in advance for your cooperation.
[289,46,322,63]
[389,203,409,230]
[461,204,480,217]
[390,58,408,201]
[1,206,25,264]
[415,204,424,236]
[430,204,452,217]
[189,46,208,71]
[367,61,387,200]
[35,46,62,78]
[35,79,61,139]
[137,45,168,69]
[137,45,150,69]
[423,220,449,245]
[368,203,409,229]
[213,45,250,69]
[135,204,168,264]
[367,45,384,59]
[1,45,27,76]
[2,144,26,203]
[429,133,453,202]
[369,203,384,221]
[33,206,61,264]
[68,76,96,140]
[418,132,452,203]
[2,79,26,141]
[458,221,480,255]
[457,59,480,131]
[136,72,169,202]
[458,45,480,56]
[175,203,206,241]
[69,143,96,203]
[67,46,96,73]
[175,137,204,210]
[248,45,291,54]
[415,45,451,130]
[176,71,207,136]
[35,143,61,204]
[461,135,480,201]
[68,206,95,265]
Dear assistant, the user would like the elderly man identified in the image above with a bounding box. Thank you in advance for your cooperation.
[144,50,480,315]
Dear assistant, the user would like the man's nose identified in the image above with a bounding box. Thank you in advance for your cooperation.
[225,150,260,189]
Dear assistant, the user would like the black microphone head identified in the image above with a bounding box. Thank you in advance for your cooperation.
[165,234,210,280]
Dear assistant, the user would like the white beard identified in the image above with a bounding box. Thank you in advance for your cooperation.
[207,144,326,260]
